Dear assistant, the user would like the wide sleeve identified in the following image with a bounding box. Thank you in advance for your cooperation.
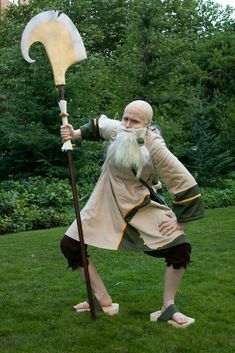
[149,133,204,222]
[80,115,120,141]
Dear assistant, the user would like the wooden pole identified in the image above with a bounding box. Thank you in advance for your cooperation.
[58,85,96,320]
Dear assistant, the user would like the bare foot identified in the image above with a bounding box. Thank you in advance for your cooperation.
[73,301,90,311]
[171,312,190,325]
[73,297,112,311]
[160,304,193,326]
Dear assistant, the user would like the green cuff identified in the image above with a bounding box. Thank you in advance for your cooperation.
[80,117,102,141]
[172,184,205,223]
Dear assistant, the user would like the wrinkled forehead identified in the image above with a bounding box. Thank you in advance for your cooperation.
[123,100,153,123]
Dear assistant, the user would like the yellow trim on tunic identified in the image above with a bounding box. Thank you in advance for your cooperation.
[173,193,201,204]
[116,223,127,250]
[123,193,149,218]
[116,193,149,249]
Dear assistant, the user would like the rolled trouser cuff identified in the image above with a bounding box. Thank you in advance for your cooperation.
[60,234,89,270]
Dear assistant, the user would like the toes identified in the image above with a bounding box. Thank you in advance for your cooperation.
[73,301,89,310]
[172,312,188,324]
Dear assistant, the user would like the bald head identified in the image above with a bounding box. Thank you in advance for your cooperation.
[123,100,153,127]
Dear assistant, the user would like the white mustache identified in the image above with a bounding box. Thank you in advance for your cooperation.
[106,126,151,178]
[118,125,146,134]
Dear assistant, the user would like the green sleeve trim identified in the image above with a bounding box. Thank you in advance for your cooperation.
[172,184,205,223]
[80,117,103,141]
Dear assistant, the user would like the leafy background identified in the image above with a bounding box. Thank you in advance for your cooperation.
[0,0,235,233]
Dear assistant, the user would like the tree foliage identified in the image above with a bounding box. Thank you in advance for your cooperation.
[0,0,234,184]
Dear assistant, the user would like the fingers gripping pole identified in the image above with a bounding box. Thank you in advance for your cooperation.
[59,100,73,151]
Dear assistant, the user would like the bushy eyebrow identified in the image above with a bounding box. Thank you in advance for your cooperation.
[122,116,141,124]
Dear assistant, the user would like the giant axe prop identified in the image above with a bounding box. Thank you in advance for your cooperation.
[21,10,96,320]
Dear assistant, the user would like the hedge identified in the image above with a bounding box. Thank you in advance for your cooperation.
[1,176,235,235]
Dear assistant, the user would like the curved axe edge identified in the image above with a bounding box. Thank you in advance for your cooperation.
[21,10,87,85]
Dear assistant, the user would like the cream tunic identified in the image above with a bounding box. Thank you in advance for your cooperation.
[65,115,202,250]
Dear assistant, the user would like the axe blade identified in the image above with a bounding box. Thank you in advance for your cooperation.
[21,10,87,86]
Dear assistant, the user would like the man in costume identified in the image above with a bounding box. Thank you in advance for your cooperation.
[60,100,204,327]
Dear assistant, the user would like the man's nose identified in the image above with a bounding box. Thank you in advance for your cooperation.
[125,120,131,128]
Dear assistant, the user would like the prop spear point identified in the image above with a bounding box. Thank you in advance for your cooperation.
[21,10,96,320]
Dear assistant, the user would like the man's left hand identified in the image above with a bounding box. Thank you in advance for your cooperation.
[159,212,185,236]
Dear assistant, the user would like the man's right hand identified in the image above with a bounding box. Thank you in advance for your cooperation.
[60,124,81,141]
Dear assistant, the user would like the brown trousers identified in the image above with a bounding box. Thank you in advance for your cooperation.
[60,235,191,270]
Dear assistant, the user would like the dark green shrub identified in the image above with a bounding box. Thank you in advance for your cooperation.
[201,185,235,209]
[1,174,235,235]
[0,177,87,234]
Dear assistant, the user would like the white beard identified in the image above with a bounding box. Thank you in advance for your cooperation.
[106,126,151,178]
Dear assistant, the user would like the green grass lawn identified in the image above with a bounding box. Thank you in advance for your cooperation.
[0,206,235,353]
